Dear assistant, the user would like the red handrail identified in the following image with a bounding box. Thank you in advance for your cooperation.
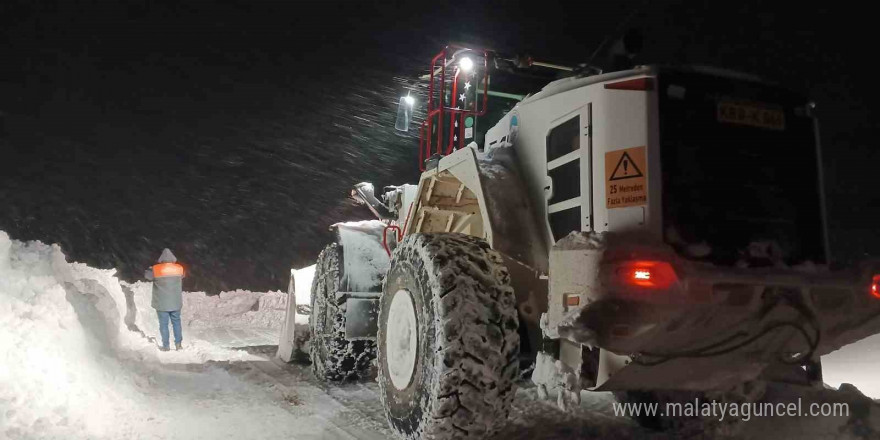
[446,69,460,155]
[382,225,403,257]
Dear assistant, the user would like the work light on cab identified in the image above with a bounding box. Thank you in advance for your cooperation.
[394,94,416,132]
[459,56,474,72]
[616,260,678,290]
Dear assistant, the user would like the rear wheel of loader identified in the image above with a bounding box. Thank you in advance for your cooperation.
[309,243,376,381]
[615,381,766,437]
[377,233,520,440]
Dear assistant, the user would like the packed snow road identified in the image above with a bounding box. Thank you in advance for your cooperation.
[216,346,880,440]
[2,231,879,440]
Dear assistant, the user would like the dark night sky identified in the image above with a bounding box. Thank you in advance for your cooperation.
[0,0,877,292]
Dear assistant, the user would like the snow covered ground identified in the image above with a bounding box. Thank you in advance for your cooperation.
[822,334,880,400]
[2,230,880,440]
[0,231,308,438]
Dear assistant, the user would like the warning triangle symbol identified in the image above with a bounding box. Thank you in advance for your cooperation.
[609,152,644,181]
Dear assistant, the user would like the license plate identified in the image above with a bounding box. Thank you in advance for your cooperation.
[717,101,785,130]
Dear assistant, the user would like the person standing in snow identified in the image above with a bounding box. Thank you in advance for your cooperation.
[145,249,185,351]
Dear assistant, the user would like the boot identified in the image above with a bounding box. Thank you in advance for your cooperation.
[159,346,170,352]
[175,343,183,351]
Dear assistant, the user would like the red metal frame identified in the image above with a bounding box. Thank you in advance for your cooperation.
[401,201,414,235]
[419,45,491,171]
[382,225,403,256]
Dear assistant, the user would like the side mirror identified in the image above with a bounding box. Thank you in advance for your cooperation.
[351,182,393,219]
[394,96,415,132]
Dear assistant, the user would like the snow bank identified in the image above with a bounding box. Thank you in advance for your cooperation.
[123,283,287,332]
[123,280,287,350]
[823,333,880,399]
[0,231,123,435]
[184,289,286,329]
[0,231,292,439]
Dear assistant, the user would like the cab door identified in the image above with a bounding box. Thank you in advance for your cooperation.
[545,104,593,242]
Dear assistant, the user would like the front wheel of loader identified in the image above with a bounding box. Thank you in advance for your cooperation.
[309,243,376,382]
[377,233,520,440]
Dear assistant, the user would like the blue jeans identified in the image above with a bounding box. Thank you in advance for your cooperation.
[157,310,182,348]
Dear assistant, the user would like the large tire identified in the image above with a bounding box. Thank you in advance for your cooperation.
[378,233,520,440]
[615,381,766,438]
[309,243,376,382]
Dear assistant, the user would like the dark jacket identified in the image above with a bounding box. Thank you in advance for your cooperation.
[145,249,184,312]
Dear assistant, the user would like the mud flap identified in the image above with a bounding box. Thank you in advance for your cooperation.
[344,296,380,340]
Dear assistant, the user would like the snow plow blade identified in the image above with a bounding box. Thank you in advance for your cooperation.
[277,265,316,363]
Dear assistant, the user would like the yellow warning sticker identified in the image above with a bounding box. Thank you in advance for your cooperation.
[605,146,647,208]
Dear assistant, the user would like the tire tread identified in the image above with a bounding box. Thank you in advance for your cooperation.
[310,243,376,382]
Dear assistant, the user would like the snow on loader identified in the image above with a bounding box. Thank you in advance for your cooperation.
[279,44,880,439]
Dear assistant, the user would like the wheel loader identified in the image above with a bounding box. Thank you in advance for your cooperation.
[278,45,880,439]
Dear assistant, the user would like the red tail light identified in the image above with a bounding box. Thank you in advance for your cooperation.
[616,260,678,290]
[871,275,880,299]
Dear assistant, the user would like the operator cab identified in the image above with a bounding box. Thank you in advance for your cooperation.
[395,45,827,269]
[483,65,827,269]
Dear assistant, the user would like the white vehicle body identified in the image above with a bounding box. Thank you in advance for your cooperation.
[403,64,880,392]
[485,68,662,245]
[288,46,880,439]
